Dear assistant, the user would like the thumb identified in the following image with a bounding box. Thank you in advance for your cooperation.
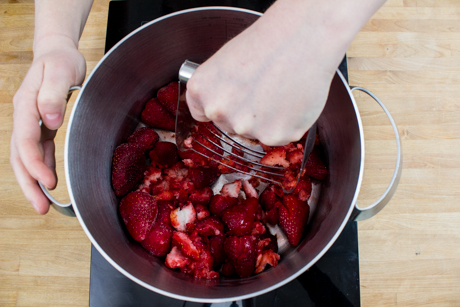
[37,62,74,130]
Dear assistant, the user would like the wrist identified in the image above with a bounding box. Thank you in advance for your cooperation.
[33,34,78,60]
[261,0,385,70]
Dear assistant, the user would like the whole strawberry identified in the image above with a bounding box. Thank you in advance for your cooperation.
[141,98,175,131]
[222,197,259,236]
[224,235,258,278]
[112,143,147,197]
[157,81,179,115]
[127,127,159,152]
[278,195,310,246]
[141,201,174,257]
[119,191,158,241]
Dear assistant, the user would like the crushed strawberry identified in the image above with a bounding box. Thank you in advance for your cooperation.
[189,187,213,207]
[220,179,242,198]
[149,141,179,168]
[115,81,330,279]
[255,250,280,274]
[260,147,290,168]
[170,202,197,232]
[304,147,328,180]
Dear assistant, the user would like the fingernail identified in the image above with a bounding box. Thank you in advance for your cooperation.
[31,202,40,213]
[44,113,61,127]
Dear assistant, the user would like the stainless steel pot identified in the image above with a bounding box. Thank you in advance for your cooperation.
[44,7,402,303]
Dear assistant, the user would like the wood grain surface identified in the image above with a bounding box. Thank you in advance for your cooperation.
[1,0,459,306]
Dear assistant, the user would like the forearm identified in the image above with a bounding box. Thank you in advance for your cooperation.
[33,0,94,55]
[257,0,386,70]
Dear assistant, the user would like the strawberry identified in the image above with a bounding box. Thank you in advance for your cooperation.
[195,204,210,220]
[293,175,312,201]
[170,202,197,232]
[195,216,224,237]
[156,81,179,115]
[209,234,226,269]
[165,246,191,269]
[254,250,280,274]
[141,224,173,257]
[209,194,238,216]
[278,194,310,246]
[286,144,304,165]
[259,231,278,253]
[149,142,179,168]
[189,166,219,190]
[242,179,259,199]
[189,187,213,207]
[119,191,158,241]
[141,98,175,131]
[259,185,279,211]
[304,147,328,180]
[112,143,147,197]
[137,166,162,193]
[172,231,201,261]
[260,147,290,168]
[224,235,258,278]
[220,179,242,198]
[222,197,259,236]
[127,127,159,152]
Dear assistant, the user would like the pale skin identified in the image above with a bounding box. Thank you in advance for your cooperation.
[10,0,386,214]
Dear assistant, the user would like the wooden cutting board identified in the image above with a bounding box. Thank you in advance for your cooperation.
[1,0,460,306]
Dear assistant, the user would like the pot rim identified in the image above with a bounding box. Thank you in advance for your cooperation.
[64,6,365,303]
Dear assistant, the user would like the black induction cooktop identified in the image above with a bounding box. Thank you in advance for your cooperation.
[89,1,359,306]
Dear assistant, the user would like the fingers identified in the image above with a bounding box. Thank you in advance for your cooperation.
[10,135,50,215]
[37,60,74,130]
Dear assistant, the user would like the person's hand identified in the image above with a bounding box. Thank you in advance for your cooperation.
[10,36,86,214]
[185,0,385,146]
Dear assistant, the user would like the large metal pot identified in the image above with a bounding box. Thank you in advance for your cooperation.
[47,7,402,303]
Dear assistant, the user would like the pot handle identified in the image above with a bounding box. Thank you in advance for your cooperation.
[38,86,82,217]
[348,86,403,221]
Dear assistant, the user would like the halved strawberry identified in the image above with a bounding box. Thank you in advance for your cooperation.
[141,98,175,131]
[127,127,159,152]
[156,81,179,115]
[149,142,179,168]
[222,197,259,236]
[112,143,147,197]
[224,235,258,278]
[119,191,158,241]
[278,195,310,246]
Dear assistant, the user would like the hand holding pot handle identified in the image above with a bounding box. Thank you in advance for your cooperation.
[349,87,403,221]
